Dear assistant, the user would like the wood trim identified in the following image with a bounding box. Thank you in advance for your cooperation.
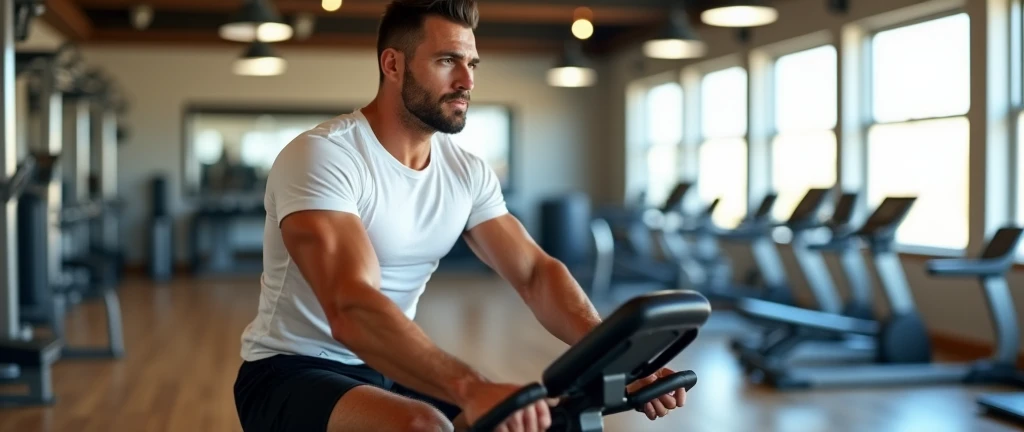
[930,331,1024,368]
[84,29,561,54]
[75,0,663,25]
[42,0,94,41]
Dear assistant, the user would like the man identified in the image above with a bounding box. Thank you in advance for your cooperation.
[232,1,688,431]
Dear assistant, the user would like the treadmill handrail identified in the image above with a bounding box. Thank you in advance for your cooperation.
[927,259,1010,277]
[926,227,1024,276]
[735,298,881,335]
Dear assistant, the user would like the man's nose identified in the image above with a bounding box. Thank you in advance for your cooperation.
[455,65,474,91]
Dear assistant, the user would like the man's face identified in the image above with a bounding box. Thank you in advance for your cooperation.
[400,16,479,134]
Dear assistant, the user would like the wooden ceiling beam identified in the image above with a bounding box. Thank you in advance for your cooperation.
[83,29,562,54]
[74,0,663,25]
[43,0,94,40]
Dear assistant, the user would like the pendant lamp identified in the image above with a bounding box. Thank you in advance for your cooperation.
[643,8,707,59]
[547,41,597,88]
[701,0,778,28]
[233,42,287,76]
[220,0,294,43]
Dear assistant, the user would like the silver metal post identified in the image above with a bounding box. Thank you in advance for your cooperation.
[37,58,62,292]
[66,97,90,203]
[91,103,117,252]
[63,96,89,258]
[1,0,20,340]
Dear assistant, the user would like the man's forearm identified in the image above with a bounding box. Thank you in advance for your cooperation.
[331,287,489,407]
[520,258,603,346]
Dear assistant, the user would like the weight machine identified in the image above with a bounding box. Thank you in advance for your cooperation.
[0,0,64,407]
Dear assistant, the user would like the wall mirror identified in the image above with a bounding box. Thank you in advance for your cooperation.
[182,103,515,206]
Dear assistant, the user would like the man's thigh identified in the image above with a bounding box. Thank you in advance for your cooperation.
[234,355,454,432]
[327,385,455,432]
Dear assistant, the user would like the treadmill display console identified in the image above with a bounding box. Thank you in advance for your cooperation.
[981,227,1024,259]
[858,197,917,235]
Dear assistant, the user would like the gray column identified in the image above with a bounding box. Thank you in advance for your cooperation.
[0,0,18,339]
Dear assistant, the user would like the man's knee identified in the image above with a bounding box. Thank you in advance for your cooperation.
[403,403,454,432]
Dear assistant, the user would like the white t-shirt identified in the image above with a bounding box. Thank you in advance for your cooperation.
[240,109,508,365]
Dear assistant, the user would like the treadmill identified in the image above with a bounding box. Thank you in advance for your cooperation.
[932,227,1024,424]
[806,192,876,321]
[705,193,795,305]
[737,200,1024,390]
[599,184,694,293]
[729,190,872,355]
[732,193,884,370]
[659,196,735,296]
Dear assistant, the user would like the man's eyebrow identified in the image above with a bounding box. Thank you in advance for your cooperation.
[436,51,481,64]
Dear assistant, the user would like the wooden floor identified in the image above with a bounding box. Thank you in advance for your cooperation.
[1,272,1023,432]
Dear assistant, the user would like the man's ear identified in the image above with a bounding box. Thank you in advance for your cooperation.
[380,48,404,84]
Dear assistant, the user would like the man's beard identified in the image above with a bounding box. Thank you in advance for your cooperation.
[401,67,469,134]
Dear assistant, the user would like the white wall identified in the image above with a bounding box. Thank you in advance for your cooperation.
[74,45,605,264]
[607,0,1024,350]
[15,21,65,51]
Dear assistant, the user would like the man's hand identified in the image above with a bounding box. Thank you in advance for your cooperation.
[458,383,551,432]
[626,367,687,421]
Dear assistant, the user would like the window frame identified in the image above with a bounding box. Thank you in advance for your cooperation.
[860,8,973,256]
[1011,0,1024,258]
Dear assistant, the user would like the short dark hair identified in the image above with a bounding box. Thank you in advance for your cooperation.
[376,0,480,83]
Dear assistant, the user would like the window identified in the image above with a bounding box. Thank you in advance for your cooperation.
[771,45,838,221]
[866,13,971,250]
[640,81,684,206]
[699,66,748,228]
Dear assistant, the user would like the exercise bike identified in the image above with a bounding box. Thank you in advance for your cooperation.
[467,290,711,432]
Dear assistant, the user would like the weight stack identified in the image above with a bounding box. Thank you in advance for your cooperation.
[539,193,592,269]
[148,176,173,282]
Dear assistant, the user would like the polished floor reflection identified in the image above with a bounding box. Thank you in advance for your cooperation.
[0,272,1021,432]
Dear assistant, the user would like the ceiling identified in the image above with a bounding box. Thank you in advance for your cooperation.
[39,0,726,56]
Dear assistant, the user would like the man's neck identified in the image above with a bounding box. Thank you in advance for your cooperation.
[361,98,434,171]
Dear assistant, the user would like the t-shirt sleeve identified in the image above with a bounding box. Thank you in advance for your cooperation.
[466,156,509,230]
[269,135,364,225]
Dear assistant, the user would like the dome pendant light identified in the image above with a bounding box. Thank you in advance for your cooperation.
[220,0,294,43]
[701,0,779,28]
[233,42,287,76]
[643,8,707,59]
[547,41,597,88]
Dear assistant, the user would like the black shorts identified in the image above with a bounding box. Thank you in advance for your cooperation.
[233,354,462,432]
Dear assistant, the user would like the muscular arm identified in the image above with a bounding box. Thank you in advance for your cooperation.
[281,210,488,407]
[464,214,603,346]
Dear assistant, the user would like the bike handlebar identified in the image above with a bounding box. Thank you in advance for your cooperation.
[466,371,698,432]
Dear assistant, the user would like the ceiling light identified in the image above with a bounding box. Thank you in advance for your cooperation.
[547,41,597,88]
[322,0,342,12]
[220,0,294,43]
[572,19,594,40]
[233,42,287,77]
[643,8,706,59]
[701,1,779,28]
